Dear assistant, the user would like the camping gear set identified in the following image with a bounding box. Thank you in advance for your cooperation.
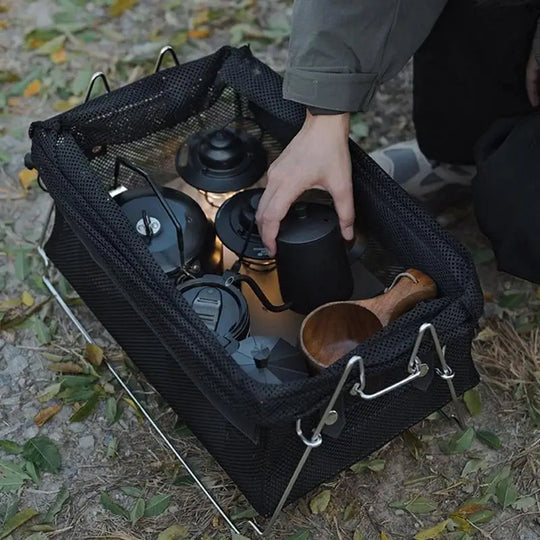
[28,45,483,535]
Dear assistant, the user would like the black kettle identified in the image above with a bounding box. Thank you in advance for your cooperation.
[277,202,354,314]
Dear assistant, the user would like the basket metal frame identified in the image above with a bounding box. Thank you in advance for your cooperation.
[32,57,468,538]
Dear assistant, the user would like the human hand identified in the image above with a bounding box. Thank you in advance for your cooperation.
[256,111,354,257]
[526,47,540,107]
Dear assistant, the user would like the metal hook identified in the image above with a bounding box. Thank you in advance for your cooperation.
[84,71,111,103]
[384,271,419,293]
[154,45,180,73]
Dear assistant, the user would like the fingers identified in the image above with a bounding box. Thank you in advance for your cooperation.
[257,177,303,257]
[328,179,355,242]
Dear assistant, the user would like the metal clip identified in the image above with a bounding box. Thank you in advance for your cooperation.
[416,323,466,428]
[295,419,322,448]
[154,45,180,73]
[350,356,429,400]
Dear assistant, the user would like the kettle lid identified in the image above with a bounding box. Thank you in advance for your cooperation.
[278,202,339,245]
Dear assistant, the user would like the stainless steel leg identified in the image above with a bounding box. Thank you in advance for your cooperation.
[39,257,242,535]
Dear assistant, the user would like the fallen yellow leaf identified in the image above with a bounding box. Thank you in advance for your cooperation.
[188,28,211,39]
[48,361,85,374]
[0,6,9,13]
[0,20,8,30]
[381,533,390,540]
[27,37,45,49]
[414,520,450,540]
[23,79,42,97]
[51,48,67,64]
[52,95,81,112]
[109,0,138,17]
[0,298,21,311]
[192,9,210,27]
[86,343,103,367]
[21,291,35,307]
[122,396,144,424]
[450,515,471,532]
[34,404,63,427]
[18,168,38,190]
[7,96,20,107]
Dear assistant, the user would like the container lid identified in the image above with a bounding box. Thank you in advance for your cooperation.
[178,274,250,341]
[232,336,309,384]
[114,187,210,275]
[278,202,339,245]
[176,127,267,193]
[214,188,271,260]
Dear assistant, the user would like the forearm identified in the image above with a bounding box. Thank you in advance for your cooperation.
[284,0,448,112]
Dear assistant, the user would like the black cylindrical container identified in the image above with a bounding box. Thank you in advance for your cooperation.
[277,202,354,314]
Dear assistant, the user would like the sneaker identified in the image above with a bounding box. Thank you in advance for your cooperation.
[369,140,476,216]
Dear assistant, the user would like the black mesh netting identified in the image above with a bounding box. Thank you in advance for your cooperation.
[30,46,483,515]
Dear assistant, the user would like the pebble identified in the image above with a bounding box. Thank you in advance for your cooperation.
[68,422,86,433]
[24,426,39,439]
[3,354,29,376]
[79,435,95,451]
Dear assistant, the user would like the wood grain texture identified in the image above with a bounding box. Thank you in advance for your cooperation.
[301,269,437,368]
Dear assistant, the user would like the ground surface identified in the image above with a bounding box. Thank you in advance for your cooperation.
[0,1,539,539]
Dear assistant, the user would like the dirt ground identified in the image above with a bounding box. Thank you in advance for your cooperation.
[0,1,539,539]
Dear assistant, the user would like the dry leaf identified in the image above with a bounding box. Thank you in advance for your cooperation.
[86,343,103,366]
[48,361,84,374]
[192,9,210,27]
[475,327,498,342]
[188,28,211,39]
[7,96,20,107]
[0,20,8,30]
[18,168,38,190]
[34,404,63,427]
[21,291,34,307]
[309,489,331,514]
[0,297,21,311]
[109,0,139,17]
[453,503,488,517]
[23,79,42,97]
[122,397,144,424]
[381,533,390,540]
[413,520,449,540]
[52,96,81,112]
[27,37,45,49]
[51,49,67,64]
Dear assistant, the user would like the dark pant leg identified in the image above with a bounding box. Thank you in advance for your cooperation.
[413,0,540,164]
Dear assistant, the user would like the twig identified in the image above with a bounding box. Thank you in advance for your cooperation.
[488,510,540,534]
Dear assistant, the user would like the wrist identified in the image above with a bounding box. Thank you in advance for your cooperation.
[304,110,350,138]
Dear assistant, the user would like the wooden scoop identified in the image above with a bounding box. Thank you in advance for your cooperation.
[300,269,437,370]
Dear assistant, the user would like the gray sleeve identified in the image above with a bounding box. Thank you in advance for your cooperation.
[283,0,448,111]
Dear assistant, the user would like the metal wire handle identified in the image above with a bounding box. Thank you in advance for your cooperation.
[84,71,111,103]
[154,45,180,73]
[113,157,186,270]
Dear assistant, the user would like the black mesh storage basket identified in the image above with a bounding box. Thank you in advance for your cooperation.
[29,46,484,517]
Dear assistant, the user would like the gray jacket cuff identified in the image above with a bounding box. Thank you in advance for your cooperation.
[283,69,377,112]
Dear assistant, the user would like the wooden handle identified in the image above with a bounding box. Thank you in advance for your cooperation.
[357,269,437,326]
